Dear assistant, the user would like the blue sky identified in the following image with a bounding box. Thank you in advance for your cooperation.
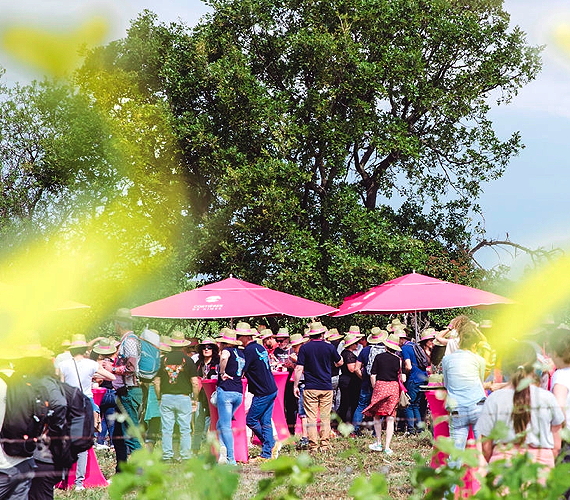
[1,0,568,273]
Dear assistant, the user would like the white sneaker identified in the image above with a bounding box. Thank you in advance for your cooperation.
[95,443,110,450]
[368,442,383,452]
[271,441,282,459]
[75,485,86,491]
[218,445,228,464]
[384,447,394,455]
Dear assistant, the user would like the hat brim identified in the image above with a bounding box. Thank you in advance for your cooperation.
[382,340,402,352]
[166,339,191,347]
[93,346,117,355]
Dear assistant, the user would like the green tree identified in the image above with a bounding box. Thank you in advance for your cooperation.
[77,0,540,305]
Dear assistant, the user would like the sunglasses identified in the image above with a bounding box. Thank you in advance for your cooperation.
[201,346,213,350]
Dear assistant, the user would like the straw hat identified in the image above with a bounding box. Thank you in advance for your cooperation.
[345,325,361,335]
[165,330,190,347]
[386,318,404,332]
[393,327,409,338]
[199,337,218,346]
[290,334,309,347]
[325,328,343,342]
[159,335,172,352]
[235,322,255,336]
[0,332,54,360]
[419,328,436,342]
[367,327,388,344]
[69,334,89,348]
[308,322,327,336]
[218,329,242,346]
[344,332,363,348]
[258,328,274,340]
[92,338,117,355]
[382,333,402,352]
[275,327,289,338]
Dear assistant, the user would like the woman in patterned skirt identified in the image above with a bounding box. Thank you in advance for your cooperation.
[363,334,403,455]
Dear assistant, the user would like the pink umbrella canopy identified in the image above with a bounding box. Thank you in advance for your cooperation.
[332,272,513,317]
[131,277,338,319]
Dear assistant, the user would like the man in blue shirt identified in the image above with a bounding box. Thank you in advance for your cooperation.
[401,331,428,434]
[237,326,278,461]
[294,322,343,451]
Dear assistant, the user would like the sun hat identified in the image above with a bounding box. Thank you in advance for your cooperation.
[218,328,242,345]
[0,332,54,360]
[345,325,361,335]
[308,322,327,336]
[290,334,309,347]
[69,334,89,348]
[200,337,218,346]
[344,332,363,348]
[325,328,343,342]
[113,307,133,327]
[159,335,172,352]
[61,339,71,347]
[92,337,118,355]
[258,328,274,340]
[386,318,404,332]
[165,330,191,347]
[393,327,409,338]
[367,327,388,344]
[420,328,436,342]
[275,327,289,338]
[235,322,255,336]
[382,333,402,352]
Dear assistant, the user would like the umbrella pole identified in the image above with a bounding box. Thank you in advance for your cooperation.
[414,311,419,341]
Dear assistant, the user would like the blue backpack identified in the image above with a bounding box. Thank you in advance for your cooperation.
[138,330,161,381]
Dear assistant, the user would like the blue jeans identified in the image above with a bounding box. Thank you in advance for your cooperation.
[449,404,483,451]
[161,394,193,460]
[246,390,277,458]
[216,388,243,464]
[404,381,423,432]
[352,386,373,432]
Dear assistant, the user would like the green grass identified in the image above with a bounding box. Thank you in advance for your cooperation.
[54,430,432,499]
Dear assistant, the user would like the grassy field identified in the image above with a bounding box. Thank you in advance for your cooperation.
[53,429,433,499]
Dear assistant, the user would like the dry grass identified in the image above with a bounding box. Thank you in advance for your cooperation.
[53,430,433,499]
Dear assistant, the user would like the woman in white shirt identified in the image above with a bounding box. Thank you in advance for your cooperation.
[476,342,564,473]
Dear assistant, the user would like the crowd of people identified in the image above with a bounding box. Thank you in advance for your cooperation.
[1,308,570,499]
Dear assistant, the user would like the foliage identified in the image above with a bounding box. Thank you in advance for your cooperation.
[73,0,541,308]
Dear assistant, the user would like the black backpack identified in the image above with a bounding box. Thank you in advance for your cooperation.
[51,381,95,468]
[0,372,52,457]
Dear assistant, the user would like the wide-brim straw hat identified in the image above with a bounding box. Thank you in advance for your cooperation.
[420,328,436,342]
[393,327,409,338]
[159,335,172,352]
[235,322,256,337]
[308,322,327,336]
[218,328,242,345]
[345,325,361,335]
[290,334,309,347]
[367,327,388,344]
[382,333,402,352]
[69,334,89,348]
[93,338,117,355]
[0,332,54,360]
[165,330,191,347]
[325,328,343,342]
[200,337,218,346]
[344,332,364,348]
[258,328,274,340]
[275,327,289,338]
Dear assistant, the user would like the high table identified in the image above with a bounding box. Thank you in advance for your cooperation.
[202,371,291,463]
[58,387,109,489]
[424,386,480,498]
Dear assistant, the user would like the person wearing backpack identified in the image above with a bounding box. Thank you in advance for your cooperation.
[110,308,142,472]
[153,331,200,462]
[401,329,429,435]
[58,334,115,491]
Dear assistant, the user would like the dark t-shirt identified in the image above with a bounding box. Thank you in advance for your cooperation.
[339,349,359,384]
[371,351,400,382]
[218,347,245,393]
[244,342,278,396]
[159,350,198,395]
[297,339,342,390]
[357,345,371,391]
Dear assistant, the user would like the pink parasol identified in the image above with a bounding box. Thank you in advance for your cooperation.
[131,277,338,319]
[332,272,513,317]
